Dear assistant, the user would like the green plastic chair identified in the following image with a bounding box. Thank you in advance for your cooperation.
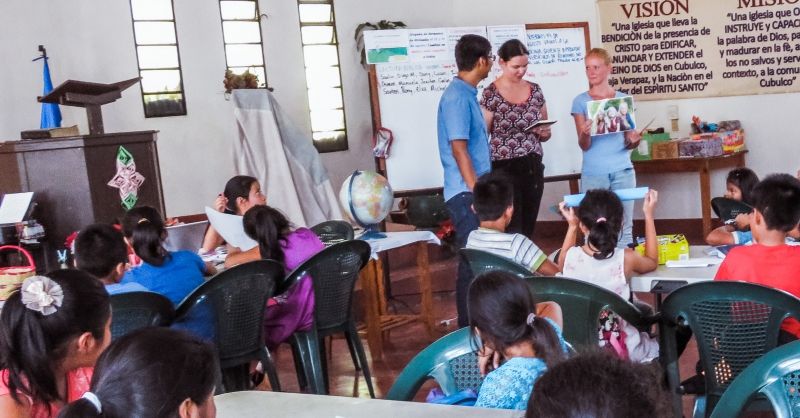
[175,260,284,393]
[282,240,373,397]
[660,281,800,418]
[523,276,657,349]
[309,220,354,246]
[709,339,800,418]
[386,327,483,401]
[109,291,174,340]
[460,248,536,279]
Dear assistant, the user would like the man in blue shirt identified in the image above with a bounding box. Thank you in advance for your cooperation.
[437,34,493,326]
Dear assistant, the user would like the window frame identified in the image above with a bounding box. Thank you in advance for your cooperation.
[298,0,348,153]
[129,0,188,118]
[218,0,268,89]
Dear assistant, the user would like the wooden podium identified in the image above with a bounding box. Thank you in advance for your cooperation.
[0,78,164,270]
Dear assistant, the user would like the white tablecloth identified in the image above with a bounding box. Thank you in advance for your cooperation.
[361,230,441,258]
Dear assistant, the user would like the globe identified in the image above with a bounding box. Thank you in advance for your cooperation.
[339,170,393,235]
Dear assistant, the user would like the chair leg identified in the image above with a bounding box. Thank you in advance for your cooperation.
[290,340,308,391]
[260,348,281,392]
[347,322,376,398]
[290,330,326,395]
[319,335,330,394]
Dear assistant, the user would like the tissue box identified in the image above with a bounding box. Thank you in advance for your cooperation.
[632,132,670,161]
[652,139,683,159]
[679,135,723,158]
[635,234,690,265]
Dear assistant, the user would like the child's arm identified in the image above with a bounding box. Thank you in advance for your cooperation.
[706,225,736,245]
[536,259,560,276]
[224,247,260,268]
[625,190,659,276]
[535,300,563,329]
[557,202,579,271]
[0,395,30,418]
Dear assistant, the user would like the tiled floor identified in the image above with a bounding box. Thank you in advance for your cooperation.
[263,246,705,417]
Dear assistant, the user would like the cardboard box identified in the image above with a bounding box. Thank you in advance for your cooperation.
[635,234,690,265]
[689,129,745,154]
[679,135,723,158]
[651,139,683,159]
[632,132,670,161]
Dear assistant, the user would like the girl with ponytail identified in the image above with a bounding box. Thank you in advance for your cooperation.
[556,188,660,362]
[224,205,324,350]
[468,271,568,411]
[58,328,218,418]
[0,270,111,418]
[120,206,216,340]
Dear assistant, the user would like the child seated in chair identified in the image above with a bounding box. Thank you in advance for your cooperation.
[556,188,660,362]
[715,173,800,342]
[706,167,759,246]
[469,271,568,410]
[74,223,148,295]
[466,172,559,276]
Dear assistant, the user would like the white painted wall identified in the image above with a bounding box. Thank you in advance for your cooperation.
[2,0,798,222]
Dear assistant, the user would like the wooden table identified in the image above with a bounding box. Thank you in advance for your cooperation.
[360,231,440,360]
[215,391,522,418]
[633,151,747,237]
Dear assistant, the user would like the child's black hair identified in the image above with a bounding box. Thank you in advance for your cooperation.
[468,271,565,368]
[577,189,624,260]
[0,270,110,410]
[74,223,128,279]
[726,167,759,205]
[455,34,492,72]
[243,205,291,266]
[751,173,800,232]
[497,38,529,62]
[224,175,259,214]
[526,350,671,418]
[121,206,169,267]
[58,328,218,418]
[472,172,514,222]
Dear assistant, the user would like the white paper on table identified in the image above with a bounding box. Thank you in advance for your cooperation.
[204,207,258,251]
[665,257,723,268]
[0,192,34,224]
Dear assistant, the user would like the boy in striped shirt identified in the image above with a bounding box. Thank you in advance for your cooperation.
[467,172,560,275]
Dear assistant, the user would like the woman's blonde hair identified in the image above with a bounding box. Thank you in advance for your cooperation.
[586,48,612,65]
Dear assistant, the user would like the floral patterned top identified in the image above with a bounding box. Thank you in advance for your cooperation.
[480,81,546,161]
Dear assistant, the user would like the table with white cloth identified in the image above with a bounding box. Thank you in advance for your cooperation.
[631,245,720,308]
[215,391,523,418]
[359,231,441,360]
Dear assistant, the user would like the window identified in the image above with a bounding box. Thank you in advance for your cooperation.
[218,0,267,87]
[298,0,347,152]
[130,0,186,118]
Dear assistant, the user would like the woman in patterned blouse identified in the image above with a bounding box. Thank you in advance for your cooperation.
[480,39,551,239]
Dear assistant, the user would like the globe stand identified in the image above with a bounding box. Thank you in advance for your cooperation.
[357,224,386,240]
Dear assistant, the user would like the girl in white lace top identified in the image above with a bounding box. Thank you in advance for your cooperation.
[556,188,660,362]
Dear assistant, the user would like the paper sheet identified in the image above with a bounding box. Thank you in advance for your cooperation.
[0,192,34,224]
[564,187,649,207]
[204,207,258,251]
[665,257,723,268]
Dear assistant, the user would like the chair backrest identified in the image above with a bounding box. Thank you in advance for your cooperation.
[309,220,354,246]
[661,281,800,414]
[709,339,800,418]
[524,276,654,348]
[460,248,535,279]
[386,327,483,401]
[175,260,283,367]
[109,291,174,340]
[710,197,752,222]
[282,240,370,331]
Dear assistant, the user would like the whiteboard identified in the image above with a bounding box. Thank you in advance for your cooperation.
[368,23,590,194]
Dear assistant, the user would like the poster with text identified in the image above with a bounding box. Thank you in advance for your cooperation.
[598,0,800,100]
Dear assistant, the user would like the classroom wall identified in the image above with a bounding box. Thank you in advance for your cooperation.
[1,0,797,223]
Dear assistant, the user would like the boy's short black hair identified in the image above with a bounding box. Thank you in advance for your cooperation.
[455,34,491,72]
[472,172,513,222]
[751,173,800,232]
[526,350,671,418]
[74,223,128,278]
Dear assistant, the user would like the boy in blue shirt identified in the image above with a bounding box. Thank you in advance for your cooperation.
[437,34,493,326]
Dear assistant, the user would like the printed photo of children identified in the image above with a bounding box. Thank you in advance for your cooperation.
[586,96,636,136]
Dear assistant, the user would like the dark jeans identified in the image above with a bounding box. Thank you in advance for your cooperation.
[446,192,480,328]
[491,153,545,239]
